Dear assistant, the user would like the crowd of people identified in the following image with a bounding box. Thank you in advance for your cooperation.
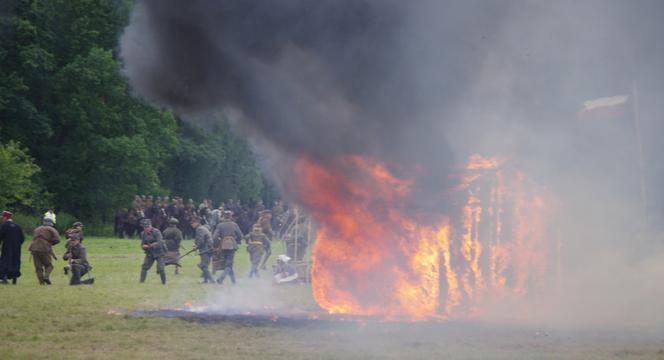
[133,195,311,286]
[116,196,279,239]
[0,196,312,286]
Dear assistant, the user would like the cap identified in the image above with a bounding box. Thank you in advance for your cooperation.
[277,254,291,263]
[2,211,13,219]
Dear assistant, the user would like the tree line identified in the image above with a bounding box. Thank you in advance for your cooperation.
[0,0,276,223]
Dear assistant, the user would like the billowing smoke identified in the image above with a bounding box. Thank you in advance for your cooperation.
[121,0,664,328]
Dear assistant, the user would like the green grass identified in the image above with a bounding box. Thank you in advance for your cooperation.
[0,237,662,359]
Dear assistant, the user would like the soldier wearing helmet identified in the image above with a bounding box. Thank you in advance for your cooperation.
[211,210,243,285]
[139,218,167,284]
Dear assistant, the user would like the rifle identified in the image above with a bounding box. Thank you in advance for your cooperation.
[177,247,213,261]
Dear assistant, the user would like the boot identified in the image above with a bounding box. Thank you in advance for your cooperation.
[43,278,51,285]
[11,278,17,285]
[159,271,166,285]
[216,269,228,284]
[140,270,147,283]
[229,269,236,284]
[203,269,214,284]
[81,278,94,285]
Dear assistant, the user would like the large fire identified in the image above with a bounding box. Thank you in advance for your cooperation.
[293,154,555,320]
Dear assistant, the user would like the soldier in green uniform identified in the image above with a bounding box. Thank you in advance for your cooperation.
[28,218,61,285]
[63,222,84,275]
[212,211,243,285]
[63,235,93,285]
[191,217,214,283]
[139,219,167,284]
[246,224,267,278]
[162,217,183,274]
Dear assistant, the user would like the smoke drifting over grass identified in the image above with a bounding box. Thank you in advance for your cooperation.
[121,0,664,329]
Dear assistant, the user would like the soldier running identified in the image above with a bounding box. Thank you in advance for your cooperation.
[28,218,61,285]
[246,224,267,278]
[139,218,167,284]
[211,210,243,285]
[191,217,214,283]
[162,217,183,274]
[257,210,273,270]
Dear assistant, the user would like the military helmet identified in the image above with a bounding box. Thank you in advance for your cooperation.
[223,210,233,218]
[277,254,291,263]
[168,217,179,225]
[252,224,262,232]
[140,218,152,227]
[72,221,83,228]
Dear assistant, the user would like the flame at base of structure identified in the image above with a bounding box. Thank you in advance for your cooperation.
[292,155,555,320]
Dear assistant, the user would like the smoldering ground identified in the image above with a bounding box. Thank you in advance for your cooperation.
[121,0,664,330]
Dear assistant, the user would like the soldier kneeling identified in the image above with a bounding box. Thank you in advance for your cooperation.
[63,236,94,285]
[273,255,298,285]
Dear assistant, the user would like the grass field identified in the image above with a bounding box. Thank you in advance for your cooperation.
[1,237,663,359]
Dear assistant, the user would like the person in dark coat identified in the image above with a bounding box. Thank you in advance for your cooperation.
[0,211,24,284]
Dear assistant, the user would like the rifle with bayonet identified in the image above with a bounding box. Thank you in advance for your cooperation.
[177,247,214,261]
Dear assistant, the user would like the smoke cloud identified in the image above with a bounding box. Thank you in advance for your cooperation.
[121,0,664,329]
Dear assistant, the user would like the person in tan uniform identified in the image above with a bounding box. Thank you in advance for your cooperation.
[256,210,273,270]
[246,224,267,278]
[28,218,61,285]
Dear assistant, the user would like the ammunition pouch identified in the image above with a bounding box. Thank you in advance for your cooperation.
[221,236,237,250]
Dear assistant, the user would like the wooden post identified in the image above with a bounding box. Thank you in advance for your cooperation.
[294,207,299,260]
[631,80,648,222]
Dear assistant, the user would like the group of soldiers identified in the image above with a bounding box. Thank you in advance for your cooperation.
[0,195,312,287]
[0,210,92,286]
[138,206,304,286]
[115,195,281,240]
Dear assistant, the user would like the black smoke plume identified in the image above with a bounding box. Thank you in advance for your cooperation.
[121,0,664,327]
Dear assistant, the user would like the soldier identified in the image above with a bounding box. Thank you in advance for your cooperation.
[257,210,274,270]
[208,206,223,234]
[211,210,243,285]
[162,218,183,274]
[183,199,197,239]
[43,208,57,225]
[65,222,84,242]
[0,211,24,284]
[191,217,214,283]
[63,222,84,276]
[139,219,167,284]
[271,200,285,232]
[246,224,267,278]
[273,255,299,284]
[28,218,61,285]
[63,235,93,285]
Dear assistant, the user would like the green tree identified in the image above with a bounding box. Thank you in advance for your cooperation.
[0,0,275,222]
[0,141,45,209]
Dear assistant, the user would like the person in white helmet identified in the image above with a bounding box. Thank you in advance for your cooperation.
[273,254,298,284]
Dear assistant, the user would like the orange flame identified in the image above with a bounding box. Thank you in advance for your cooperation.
[293,154,555,320]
